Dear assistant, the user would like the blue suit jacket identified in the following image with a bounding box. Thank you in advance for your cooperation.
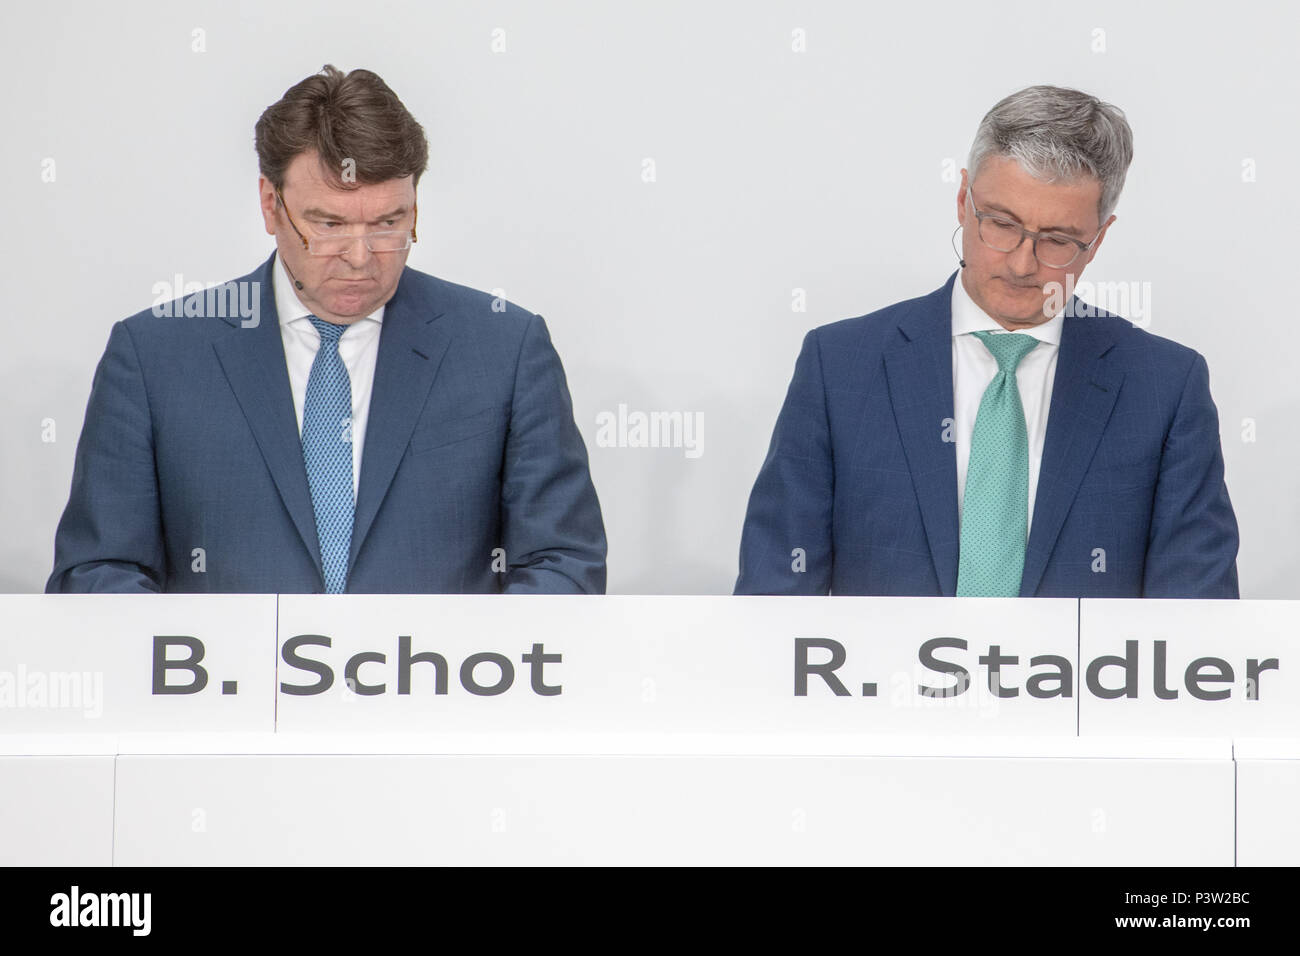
[736,273,1239,598]
[48,253,607,594]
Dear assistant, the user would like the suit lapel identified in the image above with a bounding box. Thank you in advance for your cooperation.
[883,276,961,595]
[347,270,454,572]
[211,254,323,577]
[1019,301,1123,596]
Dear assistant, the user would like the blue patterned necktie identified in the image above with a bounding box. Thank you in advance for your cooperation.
[302,316,354,593]
[956,331,1039,597]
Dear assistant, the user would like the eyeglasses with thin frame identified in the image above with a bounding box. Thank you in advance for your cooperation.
[275,189,418,256]
[965,186,1102,269]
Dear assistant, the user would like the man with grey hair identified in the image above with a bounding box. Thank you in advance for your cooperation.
[736,85,1238,598]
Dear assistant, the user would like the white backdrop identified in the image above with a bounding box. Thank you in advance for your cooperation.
[4,0,1297,595]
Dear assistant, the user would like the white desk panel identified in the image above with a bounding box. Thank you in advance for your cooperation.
[111,736,1233,866]
[0,754,115,866]
[1235,738,1300,866]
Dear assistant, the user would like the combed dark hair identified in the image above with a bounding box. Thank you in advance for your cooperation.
[254,64,429,191]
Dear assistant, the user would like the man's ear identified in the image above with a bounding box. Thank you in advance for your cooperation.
[957,168,970,226]
[1084,214,1117,265]
[258,177,278,237]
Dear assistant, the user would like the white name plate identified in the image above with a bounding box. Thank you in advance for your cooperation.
[1079,599,1300,736]
[273,595,1079,735]
[2,596,1295,737]
[0,595,275,732]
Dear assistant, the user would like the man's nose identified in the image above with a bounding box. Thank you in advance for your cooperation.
[1006,235,1039,276]
[339,235,375,268]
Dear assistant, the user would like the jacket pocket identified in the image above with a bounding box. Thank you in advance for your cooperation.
[407,406,508,455]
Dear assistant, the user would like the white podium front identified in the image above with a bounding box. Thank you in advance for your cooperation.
[0,596,1295,865]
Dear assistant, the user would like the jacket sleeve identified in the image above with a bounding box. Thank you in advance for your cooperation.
[1141,351,1240,598]
[499,315,607,594]
[46,321,165,593]
[734,329,834,595]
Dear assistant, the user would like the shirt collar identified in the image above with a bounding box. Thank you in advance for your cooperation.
[950,273,1063,347]
[273,252,386,329]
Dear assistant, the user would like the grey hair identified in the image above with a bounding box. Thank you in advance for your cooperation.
[966,85,1134,224]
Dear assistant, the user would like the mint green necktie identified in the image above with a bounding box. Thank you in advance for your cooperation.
[956,331,1039,597]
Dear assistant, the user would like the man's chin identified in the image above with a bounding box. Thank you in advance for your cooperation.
[988,293,1052,326]
[323,293,377,319]
[990,304,1052,328]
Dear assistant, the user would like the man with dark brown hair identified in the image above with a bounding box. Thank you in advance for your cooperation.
[48,65,607,594]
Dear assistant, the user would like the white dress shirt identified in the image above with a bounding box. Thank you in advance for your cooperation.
[273,254,384,500]
[951,276,1064,537]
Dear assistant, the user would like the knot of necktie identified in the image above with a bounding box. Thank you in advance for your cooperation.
[308,315,348,348]
[972,330,1038,373]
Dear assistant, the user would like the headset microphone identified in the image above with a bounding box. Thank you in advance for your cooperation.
[283,258,305,291]
[950,225,966,268]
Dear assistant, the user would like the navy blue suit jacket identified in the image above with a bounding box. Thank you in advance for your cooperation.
[736,273,1239,598]
[48,253,606,594]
